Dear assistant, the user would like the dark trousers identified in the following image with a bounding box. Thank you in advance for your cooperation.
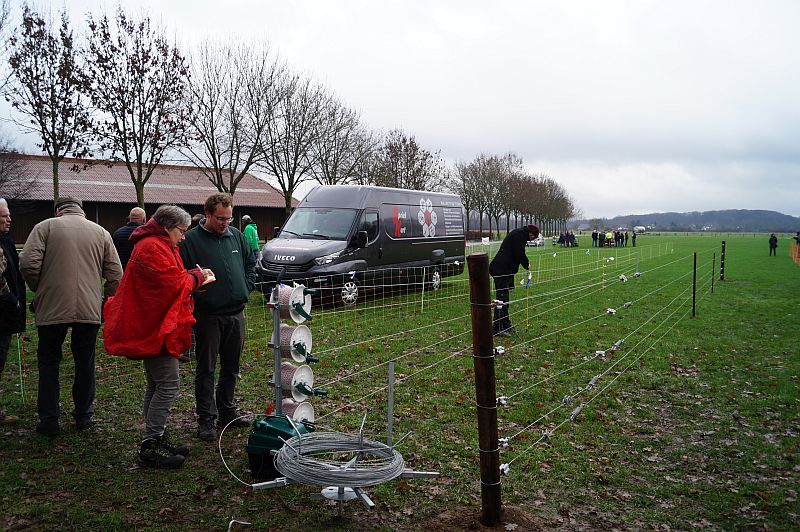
[194,312,245,421]
[0,334,10,376]
[492,276,513,333]
[36,323,100,423]
[769,247,777,256]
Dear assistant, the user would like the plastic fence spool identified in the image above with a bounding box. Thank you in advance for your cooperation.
[281,398,315,422]
[276,324,315,363]
[280,362,314,401]
[269,284,313,323]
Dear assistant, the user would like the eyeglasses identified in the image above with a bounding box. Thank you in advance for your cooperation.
[175,226,189,235]
[213,216,234,223]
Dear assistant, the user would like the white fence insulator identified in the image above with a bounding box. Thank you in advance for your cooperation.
[569,403,585,422]
[493,299,506,309]
[500,463,510,475]
[586,375,600,390]
[594,350,605,358]
[561,395,573,405]
[494,346,506,356]
[606,308,616,315]
[542,430,553,441]
[497,396,509,406]
[619,274,628,282]
[634,272,642,277]
[499,437,509,448]
[612,339,625,350]
[623,301,633,308]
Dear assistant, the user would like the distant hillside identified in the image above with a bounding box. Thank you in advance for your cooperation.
[574,209,800,232]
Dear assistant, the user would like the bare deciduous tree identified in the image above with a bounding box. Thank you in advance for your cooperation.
[308,97,376,186]
[85,7,191,207]
[5,5,92,202]
[184,40,285,195]
[259,74,327,216]
[371,129,445,191]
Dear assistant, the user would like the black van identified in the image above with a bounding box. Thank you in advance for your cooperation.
[256,185,466,305]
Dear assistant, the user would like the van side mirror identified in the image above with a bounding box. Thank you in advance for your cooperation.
[272,226,280,238]
[352,230,368,249]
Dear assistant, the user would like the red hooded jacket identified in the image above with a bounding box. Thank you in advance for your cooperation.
[103,218,203,358]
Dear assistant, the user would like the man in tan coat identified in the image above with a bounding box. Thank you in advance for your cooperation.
[20,197,122,436]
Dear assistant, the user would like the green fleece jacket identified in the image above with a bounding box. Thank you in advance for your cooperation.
[179,221,256,316]
[244,223,259,252]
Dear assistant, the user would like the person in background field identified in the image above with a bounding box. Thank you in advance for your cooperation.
[632,231,637,247]
[489,224,539,337]
[112,207,146,270]
[242,214,259,262]
[179,193,256,442]
[20,197,122,437]
[624,231,629,247]
[0,199,25,426]
[104,205,215,469]
[768,233,778,256]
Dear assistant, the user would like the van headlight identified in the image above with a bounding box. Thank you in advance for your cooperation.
[314,250,343,265]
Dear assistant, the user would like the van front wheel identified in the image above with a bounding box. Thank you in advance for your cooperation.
[340,280,360,306]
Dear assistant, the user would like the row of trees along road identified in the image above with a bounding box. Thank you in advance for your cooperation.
[2,3,576,232]
[450,153,577,239]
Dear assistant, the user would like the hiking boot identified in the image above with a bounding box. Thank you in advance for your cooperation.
[139,437,185,469]
[178,353,190,363]
[218,412,252,429]
[161,430,190,457]
[196,420,217,442]
[75,418,93,431]
[0,411,19,425]
[35,420,60,437]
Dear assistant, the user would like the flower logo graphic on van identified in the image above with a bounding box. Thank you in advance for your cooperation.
[417,198,437,238]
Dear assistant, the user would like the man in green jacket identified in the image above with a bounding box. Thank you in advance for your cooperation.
[180,193,256,441]
[242,214,259,262]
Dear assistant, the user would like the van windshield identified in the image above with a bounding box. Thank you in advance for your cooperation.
[280,207,357,241]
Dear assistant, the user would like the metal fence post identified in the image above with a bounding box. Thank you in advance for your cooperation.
[467,252,501,527]
[711,252,716,293]
[692,252,697,318]
[720,241,726,281]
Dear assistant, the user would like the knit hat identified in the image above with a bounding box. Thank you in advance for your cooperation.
[527,224,540,238]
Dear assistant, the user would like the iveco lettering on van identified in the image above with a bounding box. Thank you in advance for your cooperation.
[256,185,466,306]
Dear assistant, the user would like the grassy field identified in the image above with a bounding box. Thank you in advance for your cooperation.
[0,233,798,530]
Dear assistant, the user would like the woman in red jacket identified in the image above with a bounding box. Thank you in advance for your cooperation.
[104,205,214,469]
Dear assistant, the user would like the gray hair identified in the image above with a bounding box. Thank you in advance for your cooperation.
[152,205,191,229]
[0,198,7,209]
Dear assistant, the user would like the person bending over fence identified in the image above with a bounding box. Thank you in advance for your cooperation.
[489,224,539,337]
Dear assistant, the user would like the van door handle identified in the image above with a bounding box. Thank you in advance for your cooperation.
[378,248,383,258]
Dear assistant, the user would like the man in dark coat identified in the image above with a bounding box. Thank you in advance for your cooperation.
[489,224,539,336]
[769,233,778,256]
[112,207,146,269]
[0,199,26,425]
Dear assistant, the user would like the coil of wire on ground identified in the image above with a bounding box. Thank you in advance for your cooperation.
[275,431,406,487]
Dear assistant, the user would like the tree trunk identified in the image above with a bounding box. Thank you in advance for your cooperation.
[52,157,59,202]
[135,180,146,208]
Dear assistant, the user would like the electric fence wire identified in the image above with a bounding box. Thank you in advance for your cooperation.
[316,346,468,422]
[503,274,697,437]
[502,274,712,464]
[503,296,693,468]
[317,325,472,389]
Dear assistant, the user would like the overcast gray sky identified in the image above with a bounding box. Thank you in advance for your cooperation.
[8,0,800,218]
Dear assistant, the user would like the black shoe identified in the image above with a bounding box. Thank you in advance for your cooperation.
[75,418,93,431]
[35,421,60,437]
[197,420,217,442]
[161,430,190,457]
[139,437,185,469]
[178,354,190,363]
[218,412,252,429]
